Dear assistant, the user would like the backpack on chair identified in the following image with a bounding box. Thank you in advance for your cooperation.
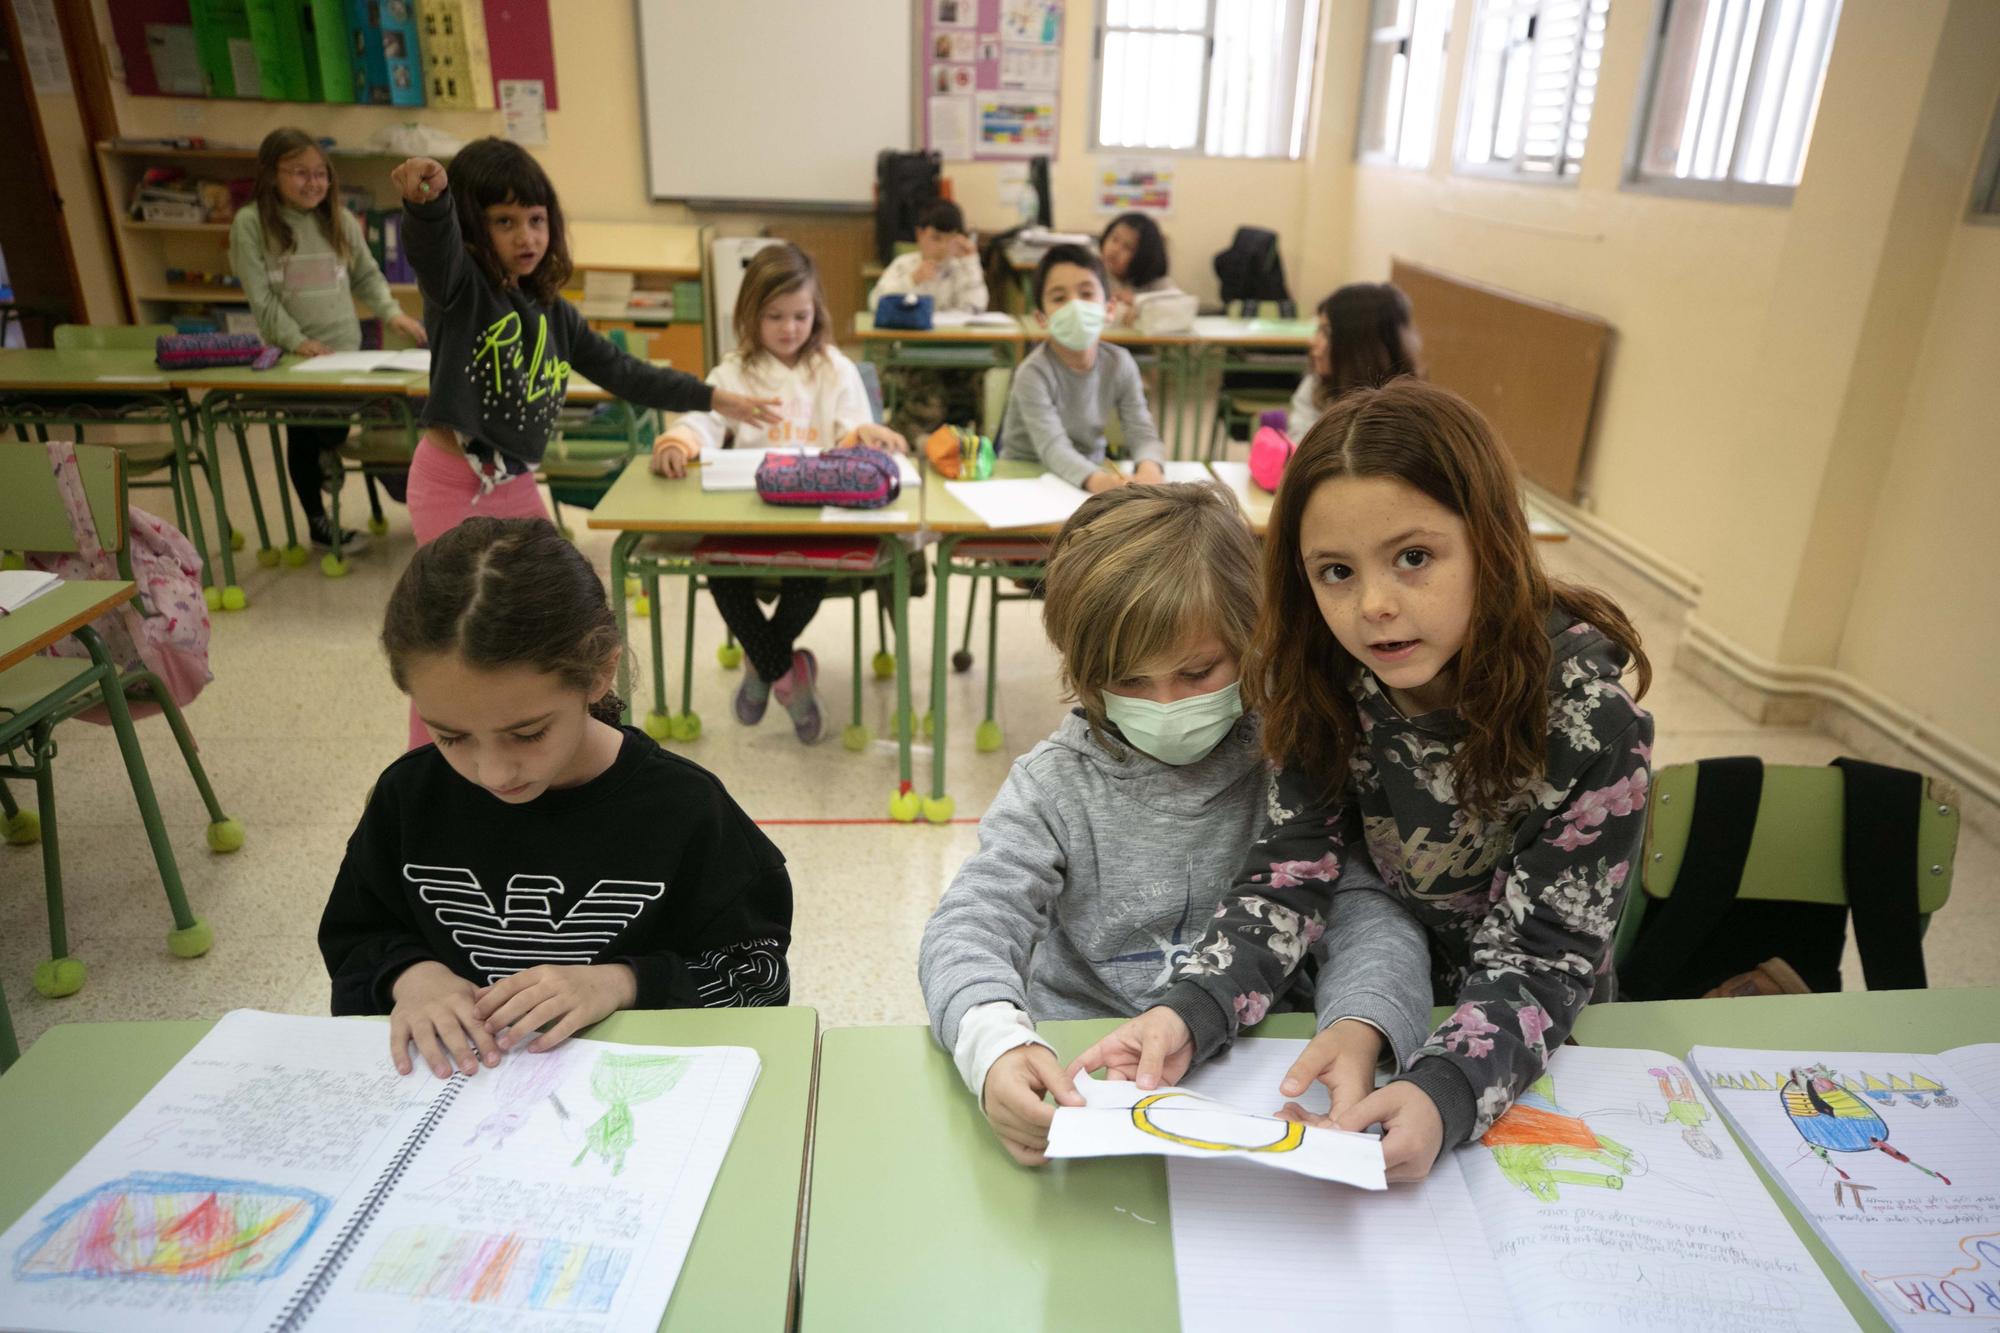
[1614,757,1958,999]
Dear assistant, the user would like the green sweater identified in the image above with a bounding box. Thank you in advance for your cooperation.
[228,205,402,352]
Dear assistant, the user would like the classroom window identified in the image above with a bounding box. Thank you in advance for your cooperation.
[1094,0,1322,159]
[1631,0,1843,196]
[1357,0,1453,168]
[1457,0,1611,181]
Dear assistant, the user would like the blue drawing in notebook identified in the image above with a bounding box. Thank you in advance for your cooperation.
[1780,1064,1952,1200]
[12,1172,329,1285]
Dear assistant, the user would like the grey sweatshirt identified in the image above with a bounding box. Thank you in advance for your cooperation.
[999,342,1165,487]
[229,205,402,353]
[919,710,1433,1067]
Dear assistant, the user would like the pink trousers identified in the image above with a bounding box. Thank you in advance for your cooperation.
[405,438,551,749]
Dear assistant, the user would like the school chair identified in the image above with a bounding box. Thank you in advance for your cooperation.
[540,332,662,541]
[1613,757,1957,1000]
[0,442,228,999]
[47,325,239,561]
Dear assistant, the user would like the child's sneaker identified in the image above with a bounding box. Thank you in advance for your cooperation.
[307,516,368,554]
[734,672,773,725]
[771,649,822,744]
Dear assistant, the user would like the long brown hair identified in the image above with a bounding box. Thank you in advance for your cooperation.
[734,243,832,367]
[1042,482,1259,749]
[251,128,349,262]
[1249,380,1649,816]
[1312,282,1419,411]
[382,517,623,725]
[447,137,573,305]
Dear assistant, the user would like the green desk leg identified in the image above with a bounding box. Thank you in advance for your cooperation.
[0,973,16,1074]
[185,403,245,612]
[611,531,636,724]
[74,626,211,960]
[923,537,957,821]
[891,535,920,820]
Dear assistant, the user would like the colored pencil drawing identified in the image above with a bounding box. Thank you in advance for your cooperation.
[1779,1063,1952,1208]
[1648,1065,1722,1159]
[1130,1091,1306,1154]
[12,1172,329,1285]
[573,1053,689,1176]
[1481,1075,1637,1202]
[464,1048,576,1150]
[356,1225,630,1312]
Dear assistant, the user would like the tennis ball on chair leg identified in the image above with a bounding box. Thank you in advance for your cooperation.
[256,547,280,568]
[34,957,85,998]
[841,723,871,751]
[368,516,389,536]
[643,710,673,741]
[922,795,957,824]
[975,720,1004,753]
[634,594,651,618]
[5,809,40,844]
[669,712,702,742]
[167,918,214,958]
[717,642,743,668]
[206,818,245,853]
[283,544,309,567]
[888,790,920,822]
[228,527,246,551]
[320,554,348,578]
[219,586,247,612]
[203,586,222,611]
[871,651,895,679]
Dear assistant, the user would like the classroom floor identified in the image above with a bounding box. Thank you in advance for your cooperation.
[4,440,1995,1056]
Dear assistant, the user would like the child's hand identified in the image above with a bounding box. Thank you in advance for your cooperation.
[391,156,447,203]
[912,259,940,284]
[389,314,428,346]
[651,436,694,478]
[981,1044,1085,1166]
[851,422,909,453]
[1274,1018,1382,1123]
[1083,470,1127,495]
[294,338,334,358]
[389,961,493,1078]
[951,233,978,260]
[1130,460,1166,485]
[713,390,783,429]
[473,963,637,1054]
[1068,1006,1192,1090]
[1334,1080,1446,1182]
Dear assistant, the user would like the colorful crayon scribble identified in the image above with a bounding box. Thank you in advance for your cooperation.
[573,1053,687,1176]
[12,1172,327,1285]
[357,1225,629,1312]
[1481,1075,1637,1202]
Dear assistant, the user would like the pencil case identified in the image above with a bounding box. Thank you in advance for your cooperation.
[874,294,935,331]
[154,333,266,369]
[923,424,994,480]
[755,447,902,509]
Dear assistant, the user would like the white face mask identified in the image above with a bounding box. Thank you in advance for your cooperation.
[1101,680,1244,766]
[1047,299,1107,351]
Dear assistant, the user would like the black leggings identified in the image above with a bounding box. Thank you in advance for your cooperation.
[286,423,349,522]
[710,578,824,683]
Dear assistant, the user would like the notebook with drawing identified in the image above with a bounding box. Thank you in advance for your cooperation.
[1687,1043,2000,1330]
[1163,1041,1855,1332]
[0,1010,759,1333]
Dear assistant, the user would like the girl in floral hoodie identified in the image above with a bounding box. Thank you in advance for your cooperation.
[1074,379,1653,1182]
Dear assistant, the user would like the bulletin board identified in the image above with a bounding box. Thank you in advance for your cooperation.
[1389,258,1613,502]
[920,0,1064,162]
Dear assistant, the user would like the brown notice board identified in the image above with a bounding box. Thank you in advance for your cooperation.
[1390,259,1612,501]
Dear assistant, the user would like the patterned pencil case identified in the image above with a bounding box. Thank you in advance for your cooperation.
[755,447,902,509]
[154,333,267,369]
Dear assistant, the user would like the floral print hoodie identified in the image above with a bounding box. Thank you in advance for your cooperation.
[1158,611,1653,1151]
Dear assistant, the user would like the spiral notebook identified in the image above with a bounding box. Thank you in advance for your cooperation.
[0,1010,759,1333]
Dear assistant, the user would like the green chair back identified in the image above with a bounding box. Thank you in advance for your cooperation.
[1612,762,1959,966]
[981,366,1012,439]
[52,324,175,352]
[0,442,127,556]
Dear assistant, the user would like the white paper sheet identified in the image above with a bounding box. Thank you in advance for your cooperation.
[819,507,913,523]
[942,474,1086,529]
[289,350,431,374]
[1692,1044,2000,1330]
[1116,459,1211,483]
[0,570,60,614]
[1206,459,1251,495]
[1168,1040,1854,1333]
[0,1011,760,1333]
[1046,1075,1386,1189]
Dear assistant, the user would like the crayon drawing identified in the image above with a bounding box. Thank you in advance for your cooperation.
[1779,1063,1951,1207]
[12,1172,328,1285]
[1648,1065,1722,1159]
[1481,1075,1637,1202]
[1130,1091,1306,1154]
[573,1053,688,1176]
[465,1048,575,1150]
[356,1225,629,1312]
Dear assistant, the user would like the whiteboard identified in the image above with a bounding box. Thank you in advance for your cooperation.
[634,0,915,207]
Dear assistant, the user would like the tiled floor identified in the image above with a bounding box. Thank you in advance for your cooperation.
[4,439,1993,1055]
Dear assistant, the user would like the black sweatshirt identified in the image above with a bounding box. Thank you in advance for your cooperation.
[319,728,791,1015]
[401,190,714,468]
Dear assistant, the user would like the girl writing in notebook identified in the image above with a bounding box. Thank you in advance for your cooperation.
[1073,381,1654,1182]
[389,142,777,746]
[920,483,1431,1165]
[650,243,909,745]
[318,517,792,1079]
[1287,281,1422,439]
[230,127,428,554]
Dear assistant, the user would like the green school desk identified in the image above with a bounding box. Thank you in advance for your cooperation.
[585,459,923,814]
[177,360,427,587]
[0,1006,820,1330]
[799,990,2000,1331]
[0,351,223,598]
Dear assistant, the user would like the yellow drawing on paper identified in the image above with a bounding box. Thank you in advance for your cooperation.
[1129,1092,1307,1154]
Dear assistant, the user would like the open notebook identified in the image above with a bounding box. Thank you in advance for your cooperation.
[1688,1043,2000,1330]
[0,1010,759,1333]
[1166,1041,1855,1332]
